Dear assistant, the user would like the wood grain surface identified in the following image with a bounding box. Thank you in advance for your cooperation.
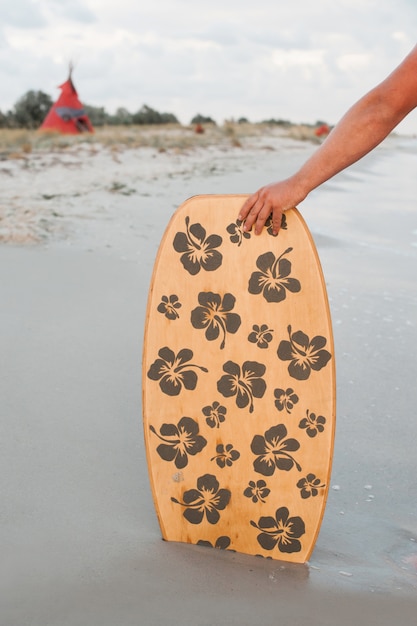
[142,195,335,563]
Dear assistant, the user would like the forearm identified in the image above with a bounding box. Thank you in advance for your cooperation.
[239,44,417,235]
[292,87,406,198]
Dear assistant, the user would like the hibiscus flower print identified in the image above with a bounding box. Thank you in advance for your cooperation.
[299,409,326,437]
[202,401,227,429]
[248,247,301,303]
[173,216,223,275]
[274,387,299,414]
[250,423,302,476]
[277,325,332,381]
[226,219,251,246]
[217,360,266,413]
[157,294,182,320]
[227,215,287,245]
[248,324,274,349]
[210,443,240,468]
[197,536,232,550]
[147,346,208,396]
[244,479,271,504]
[191,291,241,349]
[149,416,207,469]
[297,473,325,499]
[171,474,231,525]
[250,506,306,554]
[266,213,287,234]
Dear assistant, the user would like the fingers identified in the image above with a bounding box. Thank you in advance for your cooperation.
[238,190,277,235]
[271,210,283,236]
[238,192,258,222]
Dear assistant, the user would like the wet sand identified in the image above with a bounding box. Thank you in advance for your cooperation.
[1,130,416,624]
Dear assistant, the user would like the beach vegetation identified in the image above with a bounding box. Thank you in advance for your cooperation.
[10,90,53,129]
[132,104,179,125]
[261,117,292,127]
[0,119,323,161]
[83,104,108,126]
[191,113,216,125]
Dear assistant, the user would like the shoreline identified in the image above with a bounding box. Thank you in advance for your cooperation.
[1,123,320,247]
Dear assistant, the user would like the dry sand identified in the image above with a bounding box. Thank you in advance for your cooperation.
[1,125,416,625]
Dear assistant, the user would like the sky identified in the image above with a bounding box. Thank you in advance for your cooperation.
[1,0,417,133]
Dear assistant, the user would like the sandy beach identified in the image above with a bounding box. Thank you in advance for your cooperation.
[1,125,417,625]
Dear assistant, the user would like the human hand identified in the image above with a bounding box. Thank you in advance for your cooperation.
[238,177,305,236]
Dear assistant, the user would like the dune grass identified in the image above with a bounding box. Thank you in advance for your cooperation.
[0,122,319,159]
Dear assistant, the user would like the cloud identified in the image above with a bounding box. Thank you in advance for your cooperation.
[0,2,46,29]
[43,0,96,24]
[0,0,416,133]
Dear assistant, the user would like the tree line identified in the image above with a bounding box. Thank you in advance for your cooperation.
[0,89,218,129]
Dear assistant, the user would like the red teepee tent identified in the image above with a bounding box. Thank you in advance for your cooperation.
[40,66,93,134]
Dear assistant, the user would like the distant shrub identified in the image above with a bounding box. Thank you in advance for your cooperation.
[12,90,53,129]
[107,107,134,126]
[190,114,216,125]
[0,110,13,128]
[83,105,109,127]
[261,118,292,127]
[132,104,179,125]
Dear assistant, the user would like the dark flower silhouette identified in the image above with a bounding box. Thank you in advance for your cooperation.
[211,443,240,468]
[191,291,241,349]
[299,409,326,437]
[173,216,223,275]
[226,219,251,246]
[297,473,325,499]
[202,401,227,429]
[248,324,274,349]
[248,247,301,303]
[277,325,332,381]
[171,474,231,525]
[266,213,287,234]
[147,346,208,396]
[243,479,271,503]
[157,294,182,320]
[149,417,207,469]
[227,214,287,245]
[250,506,306,553]
[251,424,301,476]
[197,536,232,549]
[274,387,299,413]
[217,360,266,413]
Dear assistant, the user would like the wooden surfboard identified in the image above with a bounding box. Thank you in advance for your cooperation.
[142,195,335,563]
